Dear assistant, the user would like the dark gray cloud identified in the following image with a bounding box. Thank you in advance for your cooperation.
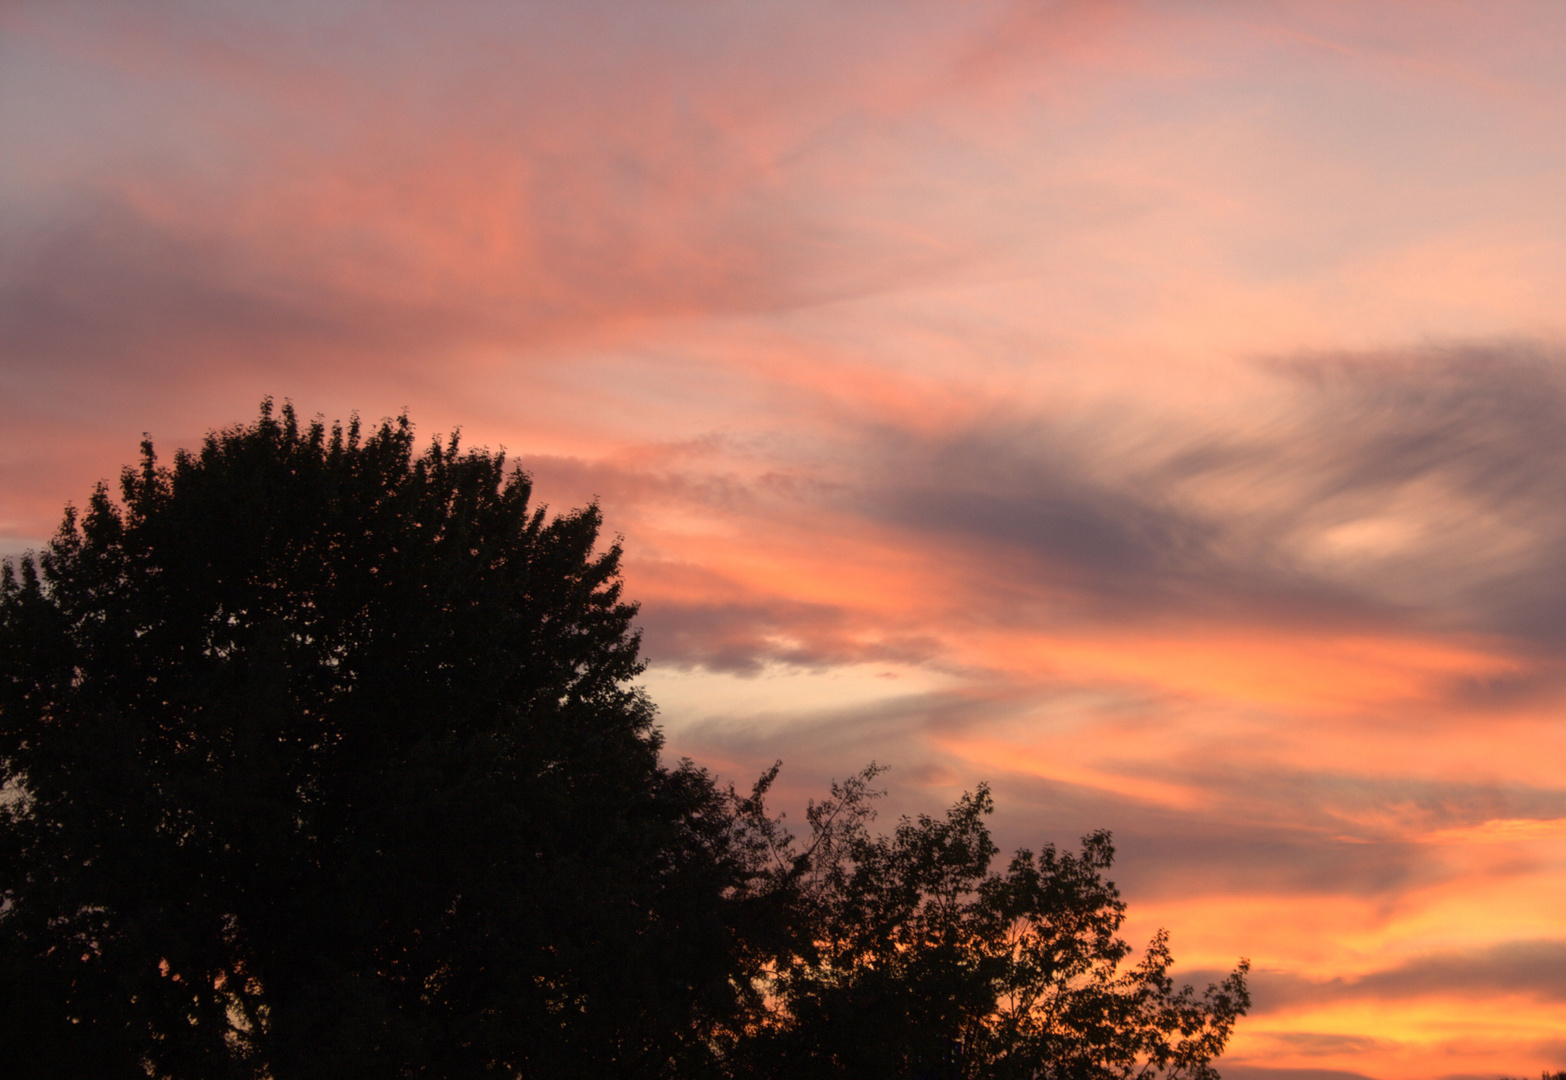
[1261,1032,1392,1057]
[1218,1069,1379,1080]
[0,194,478,540]
[1258,346,1566,646]
[1264,347,1566,504]
[848,420,1411,656]
[864,425,1226,602]
[636,597,940,675]
[0,196,472,383]
[553,347,1566,696]
[836,345,1566,654]
[1182,938,1566,1016]
[966,768,1544,904]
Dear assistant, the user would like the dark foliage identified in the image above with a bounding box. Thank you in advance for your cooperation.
[0,402,756,1078]
[737,765,1250,1080]
[0,401,1248,1079]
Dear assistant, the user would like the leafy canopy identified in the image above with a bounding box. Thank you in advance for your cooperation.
[736,765,1250,1080]
[0,401,754,1078]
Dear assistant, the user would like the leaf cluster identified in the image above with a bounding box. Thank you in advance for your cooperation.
[0,402,748,1078]
[734,767,1249,1080]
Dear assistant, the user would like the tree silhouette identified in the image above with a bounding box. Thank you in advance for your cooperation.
[739,766,1250,1080]
[0,402,755,1078]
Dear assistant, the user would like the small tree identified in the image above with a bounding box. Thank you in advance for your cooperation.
[740,766,1249,1080]
[0,402,753,1079]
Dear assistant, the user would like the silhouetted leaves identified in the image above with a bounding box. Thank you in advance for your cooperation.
[741,766,1250,1080]
[0,402,751,1078]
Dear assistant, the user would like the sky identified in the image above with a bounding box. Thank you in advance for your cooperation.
[4,2,1566,1076]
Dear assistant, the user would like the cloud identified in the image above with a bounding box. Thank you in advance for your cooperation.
[637,595,937,675]
[1218,1069,1379,1080]
[0,197,443,380]
[863,423,1223,601]
[1256,346,1566,643]
[836,344,1566,652]
[1184,939,1566,1016]
[1259,1032,1394,1057]
[578,347,1566,690]
[1,0,1053,384]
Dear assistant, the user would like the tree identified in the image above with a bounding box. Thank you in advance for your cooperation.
[0,401,755,1079]
[737,766,1250,1080]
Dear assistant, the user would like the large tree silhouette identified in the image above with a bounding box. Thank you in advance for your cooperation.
[0,402,757,1078]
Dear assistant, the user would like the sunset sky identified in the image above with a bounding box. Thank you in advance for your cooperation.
[5,3,1566,1076]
